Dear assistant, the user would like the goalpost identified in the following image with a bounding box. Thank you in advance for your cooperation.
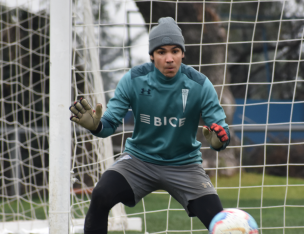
[0,0,303,233]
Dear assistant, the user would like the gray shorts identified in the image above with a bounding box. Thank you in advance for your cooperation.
[108,153,217,216]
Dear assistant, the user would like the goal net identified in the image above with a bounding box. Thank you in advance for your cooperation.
[0,1,50,233]
[0,0,304,233]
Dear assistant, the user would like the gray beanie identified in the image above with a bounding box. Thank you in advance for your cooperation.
[149,17,185,54]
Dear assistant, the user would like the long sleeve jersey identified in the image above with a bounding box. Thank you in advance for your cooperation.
[92,62,230,166]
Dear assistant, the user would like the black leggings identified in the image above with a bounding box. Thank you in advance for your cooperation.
[84,170,223,234]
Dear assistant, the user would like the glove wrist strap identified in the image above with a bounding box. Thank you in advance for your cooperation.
[90,121,103,134]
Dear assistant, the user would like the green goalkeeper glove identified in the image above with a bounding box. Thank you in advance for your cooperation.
[69,98,102,132]
[203,123,228,149]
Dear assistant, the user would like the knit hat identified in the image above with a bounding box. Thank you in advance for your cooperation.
[149,17,185,54]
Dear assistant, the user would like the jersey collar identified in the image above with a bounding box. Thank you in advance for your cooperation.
[153,64,182,85]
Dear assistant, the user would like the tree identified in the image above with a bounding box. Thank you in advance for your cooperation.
[0,5,50,196]
[219,0,304,101]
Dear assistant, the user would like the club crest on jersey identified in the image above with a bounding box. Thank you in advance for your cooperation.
[182,89,189,113]
[140,88,151,96]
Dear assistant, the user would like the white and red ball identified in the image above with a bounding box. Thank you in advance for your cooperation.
[209,208,259,234]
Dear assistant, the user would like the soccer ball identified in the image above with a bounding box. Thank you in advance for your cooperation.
[209,208,259,234]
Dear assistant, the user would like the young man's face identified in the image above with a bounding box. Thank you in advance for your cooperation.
[150,45,184,78]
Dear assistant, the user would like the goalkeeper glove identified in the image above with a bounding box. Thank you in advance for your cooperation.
[69,98,102,132]
[203,123,228,149]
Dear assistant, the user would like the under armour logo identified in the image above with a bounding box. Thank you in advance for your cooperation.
[140,88,151,95]
[202,182,212,188]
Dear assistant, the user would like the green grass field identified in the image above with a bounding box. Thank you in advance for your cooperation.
[1,172,304,234]
[116,172,304,234]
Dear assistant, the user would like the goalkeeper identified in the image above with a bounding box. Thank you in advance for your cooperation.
[70,17,230,234]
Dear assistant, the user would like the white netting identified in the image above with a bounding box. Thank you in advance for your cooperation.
[0,0,49,230]
[0,0,304,233]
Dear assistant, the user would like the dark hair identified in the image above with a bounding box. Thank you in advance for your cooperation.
[149,45,185,63]
[149,45,184,56]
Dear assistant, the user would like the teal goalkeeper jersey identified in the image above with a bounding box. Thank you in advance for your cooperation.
[93,63,230,165]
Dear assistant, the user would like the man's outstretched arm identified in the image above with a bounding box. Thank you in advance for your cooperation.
[200,78,230,151]
[69,72,132,138]
[69,98,121,138]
